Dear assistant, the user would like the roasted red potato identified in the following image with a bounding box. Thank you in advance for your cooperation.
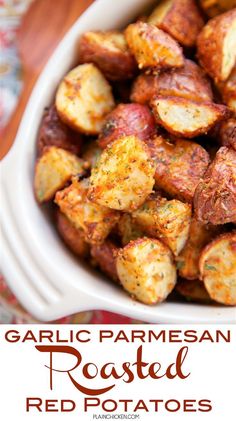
[148,0,204,47]
[56,210,89,257]
[176,218,221,280]
[117,213,144,246]
[151,96,229,138]
[131,59,213,105]
[218,66,236,114]
[200,0,236,18]
[98,103,156,149]
[91,240,119,282]
[197,9,236,82]
[55,178,120,244]
[56,64,115,135]
[37,105,82,156]
[34,146,85,203]
[116,237,177,304]
[194,146,236,225]
[88,135,155,211]
[199,231,236,305]
[146,135,210,203]
[219,118,236,150]
[132,194,192,256]
[176,279,212,303]
[125,21,184,70]
[79,31,137,81]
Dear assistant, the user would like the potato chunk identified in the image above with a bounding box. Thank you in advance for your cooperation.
[125,22,184,70]
[197,9,236,82]
[176,279,212,303]
[176,218,221,280]
[199,232,236,305]
[131,59,213,105]
[116,238,177,304]
[132,195,191,256]
[194,147,236,225]
[98,103,156,149]
[55,178,120,244]
[79,31,137,81]
[37,105,82,156]
[34,146,85,203]
[56,211,89,257]
[219,118,236,151]
[91,240,119,282]
[218,66,236,114]
[55,64,115,135]
[148,0,204,47]
[88,135,155,211]
[151,96,229,138]
[146,135,210,203]
[118,214,145,246]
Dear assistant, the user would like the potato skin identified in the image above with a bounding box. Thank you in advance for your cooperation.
[91,240,119,282]
[132,195,192,256]
[79,31,137,81]
[131,59,213,105]
[218,66,236,114]
[148,0,204,47]
[197,9,236,82]
[98,103,156,149]
[125,22,184,71]
[219,118,236,151]
[34,146,85,203]
[56,63,115,135]
[199,231,236,305]
[55,178,120,244]
[146,135,210,203]
[176,218,221,280]
[176,279,212,303]
[56,210,89,257]
[37,105,82,156]
[116,238,177,304]
[151,96,230,138]
[194,146,236,225]
[88,135,155,211]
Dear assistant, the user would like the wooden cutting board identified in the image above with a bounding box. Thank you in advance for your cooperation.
[0,0,93,159]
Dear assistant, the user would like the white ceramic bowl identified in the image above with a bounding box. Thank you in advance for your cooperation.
[1,0,236,323]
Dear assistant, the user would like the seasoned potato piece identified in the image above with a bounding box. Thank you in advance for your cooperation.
[34,146,85,203]
[116,238,177,304]
[200,0,236,18]
[218,66,236,114]
[79,31,137,81]
[176,279,212,303]
[55,64,115,135]
[81,140,102,169]
[91,240,119,282]
[176,218,221,280]
[219,118,236,150]
[88,135,155,211]
[132,195,191,256]
[98,103,156,149]
[146,135,210,203]
[194,147,236,225]
[125,22,184,70]
[55,178,120,244]
[131,59,213,104]
[197,9,236,82]
[151,96,229,138]
[118,214,145,246]
[148,0,204,47]
[199,232,236,305]
[56,210,89,257]
[37,105,82,156]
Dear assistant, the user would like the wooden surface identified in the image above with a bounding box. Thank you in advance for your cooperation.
[0,0,93,159]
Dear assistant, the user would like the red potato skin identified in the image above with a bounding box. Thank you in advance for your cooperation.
[91,240,119,282]
[79,31,137,81]
[56,211,89,258]
[37,105,82,156]
[194,146,236,224]
[219,119,236,151]
[146,135,210,203]
[98,103,156,149]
